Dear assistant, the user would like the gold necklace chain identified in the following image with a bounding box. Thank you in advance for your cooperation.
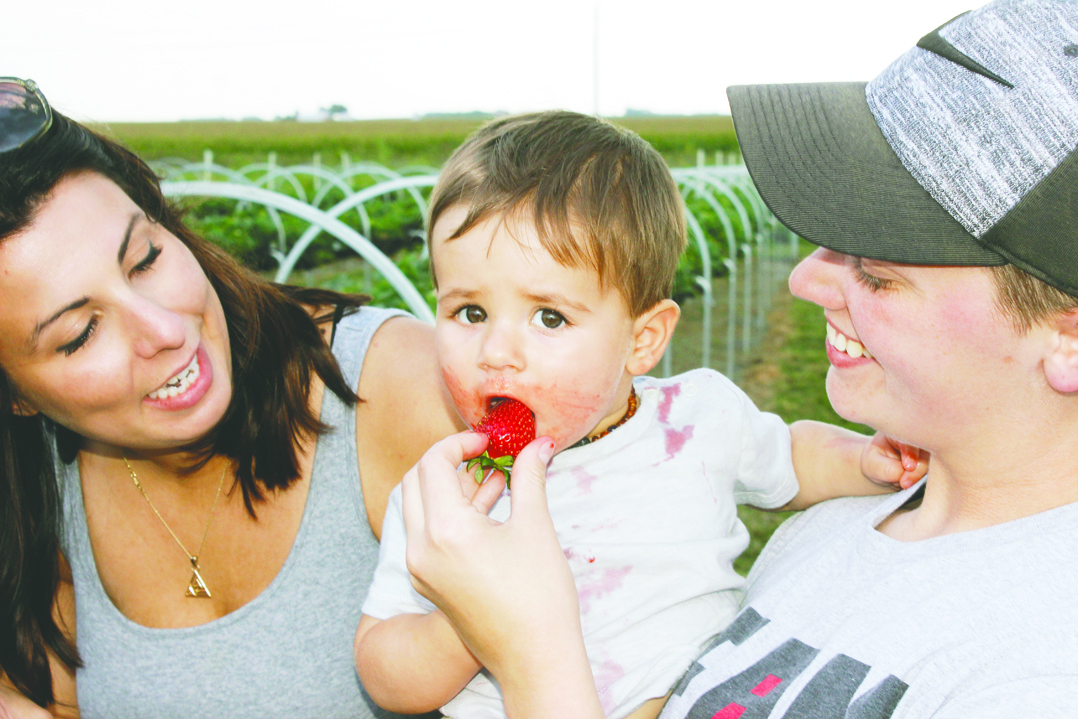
[123,457,227,599]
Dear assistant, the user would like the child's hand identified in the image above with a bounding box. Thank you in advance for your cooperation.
[861,433,929,490]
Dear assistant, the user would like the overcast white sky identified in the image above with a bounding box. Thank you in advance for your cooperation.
[5,0,977,123]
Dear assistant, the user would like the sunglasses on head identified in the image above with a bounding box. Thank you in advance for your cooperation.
[0,78,52,154]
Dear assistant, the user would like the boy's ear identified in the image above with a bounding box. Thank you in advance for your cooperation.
[626,299,680,376]
[1043,309,1078,394]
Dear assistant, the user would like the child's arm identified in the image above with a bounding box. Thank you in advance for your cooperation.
[780,420,928,511]
[355,477,484,713]
[354,611,482,713]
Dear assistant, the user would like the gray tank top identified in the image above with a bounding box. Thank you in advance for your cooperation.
[57,306,435,719]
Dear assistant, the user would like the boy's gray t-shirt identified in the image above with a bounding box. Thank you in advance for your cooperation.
[55,306,432,719]
[661,482,1078,718]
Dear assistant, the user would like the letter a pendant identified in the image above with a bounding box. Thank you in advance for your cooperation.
[185,557,212,599]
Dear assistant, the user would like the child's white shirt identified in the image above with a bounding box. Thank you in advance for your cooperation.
[362,368,800,718]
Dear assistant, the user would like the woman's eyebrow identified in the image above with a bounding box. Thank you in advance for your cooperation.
[116,212,143,264]
[26,212,142,352]
[28,298,90,352]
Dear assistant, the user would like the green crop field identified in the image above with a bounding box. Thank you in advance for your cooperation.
[92,114,738,169]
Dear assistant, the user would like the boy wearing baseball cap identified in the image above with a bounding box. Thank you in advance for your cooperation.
[376,1,1078,717]
[664,0,1078,715]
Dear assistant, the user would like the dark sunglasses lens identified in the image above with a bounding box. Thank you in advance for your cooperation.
[0,82,50,153]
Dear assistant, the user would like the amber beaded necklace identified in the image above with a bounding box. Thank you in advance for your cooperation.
[569,386,639,449]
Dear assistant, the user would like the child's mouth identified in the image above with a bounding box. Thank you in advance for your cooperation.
[487,396,510,412]
[482,396,537,426]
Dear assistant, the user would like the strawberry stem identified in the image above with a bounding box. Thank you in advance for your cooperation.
[467,452,515,486]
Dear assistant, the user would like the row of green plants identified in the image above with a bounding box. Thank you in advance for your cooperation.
[179,172,766,312]
[674,192,763,301]
[181,179,434,308]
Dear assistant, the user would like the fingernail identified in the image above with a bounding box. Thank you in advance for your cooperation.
[538,439,555,464]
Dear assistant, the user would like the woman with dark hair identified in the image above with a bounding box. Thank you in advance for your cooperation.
[0,79,460,718]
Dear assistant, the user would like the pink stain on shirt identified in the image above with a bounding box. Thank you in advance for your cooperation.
[657,384,681,424]
[594,659,627,714]
[664,425,695,460]
[573,466,598,495]
[577,566,632,615]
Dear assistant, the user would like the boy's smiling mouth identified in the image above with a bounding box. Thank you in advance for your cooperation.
[826,323,873,360]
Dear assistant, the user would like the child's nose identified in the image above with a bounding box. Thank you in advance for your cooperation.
[477,321,525,372]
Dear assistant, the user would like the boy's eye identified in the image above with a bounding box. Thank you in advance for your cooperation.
[455,305,487,324]
[531,308,566,329]
[854,261,895,292]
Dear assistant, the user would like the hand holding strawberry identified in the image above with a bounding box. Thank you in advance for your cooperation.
[467,398,536,484]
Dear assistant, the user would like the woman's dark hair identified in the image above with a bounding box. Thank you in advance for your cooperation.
[0,113,368,706]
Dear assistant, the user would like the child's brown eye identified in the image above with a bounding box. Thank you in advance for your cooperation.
[532,309,566,329]
[455,305,487,324]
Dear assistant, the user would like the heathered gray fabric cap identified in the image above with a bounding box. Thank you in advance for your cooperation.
[728,0,1078,295]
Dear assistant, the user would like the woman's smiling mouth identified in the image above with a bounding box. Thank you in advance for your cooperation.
[148,352,199,400]
[143,345,215,411]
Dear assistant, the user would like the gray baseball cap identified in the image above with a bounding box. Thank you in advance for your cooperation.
[728,0,1078,295]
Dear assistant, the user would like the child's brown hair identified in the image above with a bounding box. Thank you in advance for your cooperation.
[428,111,687,317]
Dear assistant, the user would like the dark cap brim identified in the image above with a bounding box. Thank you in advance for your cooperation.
[727,82,1006,266]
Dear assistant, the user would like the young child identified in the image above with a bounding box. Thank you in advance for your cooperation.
[354,111,924,719]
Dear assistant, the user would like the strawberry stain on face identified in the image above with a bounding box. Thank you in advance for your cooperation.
[440,366,485,427]
[441,364,615,451]
[491,376,617,450]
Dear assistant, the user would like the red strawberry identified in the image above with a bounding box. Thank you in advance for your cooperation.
[467,398,536,484]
